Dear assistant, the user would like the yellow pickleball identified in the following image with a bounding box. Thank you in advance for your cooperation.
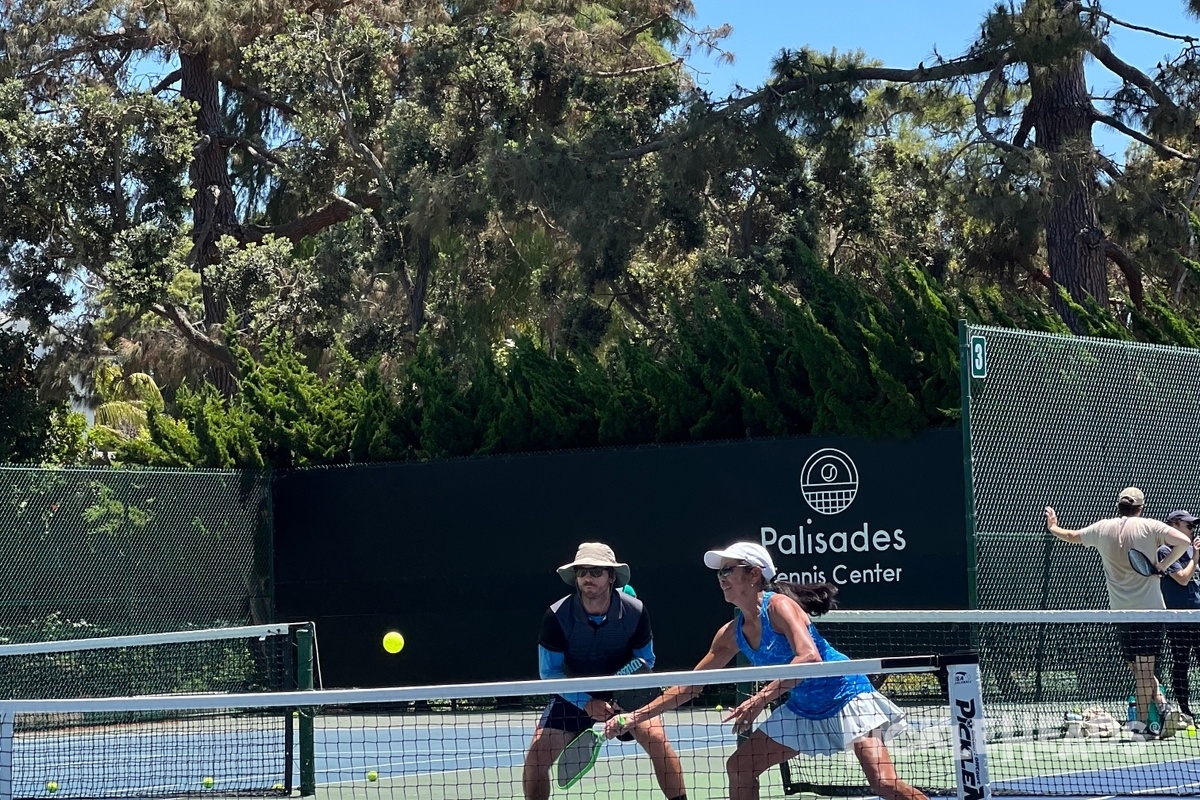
[382,631,405,654]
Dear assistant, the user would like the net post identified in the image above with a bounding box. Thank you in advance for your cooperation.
[296,624,316,796]
[943,654,990,800]
[958,319,980,610]
[0,711,12,800]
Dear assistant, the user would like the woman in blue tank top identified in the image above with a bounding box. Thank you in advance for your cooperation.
[605,541,927,800]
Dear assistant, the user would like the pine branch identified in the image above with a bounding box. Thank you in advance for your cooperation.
[149,302,240,376]
[319,39,390,191]
[587,58,683,79]
[604,53,1004,161]
[216,133,287,170]
[974,53,1027,157]
[1086,7,1199,44]
[149,68,182,95]
[1088,39,1179,113]
[1104,240,1145,310]
[215,72,298,117]
[239,192,381,245]
[1091,110,1200,163]
[619,13,668,43]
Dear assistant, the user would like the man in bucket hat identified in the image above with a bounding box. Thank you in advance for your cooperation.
[521,543,687,800]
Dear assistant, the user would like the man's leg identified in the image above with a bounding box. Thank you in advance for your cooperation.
[1169,626,1192,717]
[1130,655,1169,730]
[522,725,573,800]
[628,716,687,800]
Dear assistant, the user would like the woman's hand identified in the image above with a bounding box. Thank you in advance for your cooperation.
[603,711,638,739]
[722,693,768,735]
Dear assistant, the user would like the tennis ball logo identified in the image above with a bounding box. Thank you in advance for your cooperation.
[382,631,405,654]
[799,449,859,516]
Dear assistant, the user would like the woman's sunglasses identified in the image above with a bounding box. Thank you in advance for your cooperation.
[574,567,610,578]
[717,564,754,579]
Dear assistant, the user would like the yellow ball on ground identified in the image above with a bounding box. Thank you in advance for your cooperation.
[46,782,58,794]
[382,631,405,654]
[367,770,379,782]
[273,783,285,792]
[715,704,723,711]
[202,777,215,789]
[1189,724,1197,737]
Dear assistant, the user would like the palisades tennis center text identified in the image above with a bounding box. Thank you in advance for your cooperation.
[761,524,907,586]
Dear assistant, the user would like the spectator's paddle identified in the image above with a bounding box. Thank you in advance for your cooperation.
[1128,549,1160,576]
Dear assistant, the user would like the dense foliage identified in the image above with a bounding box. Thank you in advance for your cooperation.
[7,1,1200,466]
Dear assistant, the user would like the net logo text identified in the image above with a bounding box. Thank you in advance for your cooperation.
[955,696,985,800]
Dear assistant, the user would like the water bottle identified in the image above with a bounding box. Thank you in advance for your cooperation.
[1128,695,1138,722]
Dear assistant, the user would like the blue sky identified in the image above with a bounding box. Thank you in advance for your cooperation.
[686,0,1200,159]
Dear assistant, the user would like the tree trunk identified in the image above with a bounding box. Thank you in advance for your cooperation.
[181,49,238,393]
[1031,1,1108,331]
[410,233,432,336]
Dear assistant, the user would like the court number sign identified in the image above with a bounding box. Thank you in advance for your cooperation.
[969,335,987,379]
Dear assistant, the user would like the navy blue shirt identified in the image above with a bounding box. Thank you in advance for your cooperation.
[1157,545,1200,609]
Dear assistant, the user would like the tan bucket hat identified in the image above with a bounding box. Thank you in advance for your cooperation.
[557,542,631,587]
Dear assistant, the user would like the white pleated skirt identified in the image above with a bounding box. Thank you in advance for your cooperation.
[758,691,908,756]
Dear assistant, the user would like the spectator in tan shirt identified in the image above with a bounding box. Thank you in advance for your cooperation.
[1045,486,1192,738]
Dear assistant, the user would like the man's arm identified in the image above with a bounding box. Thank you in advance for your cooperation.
[1156,525,1192,574]
[538,646,591,709]
[630,605,655,669]
[1163,548,1197,586]
[1045,506,1083,543]
[538,608,591,710]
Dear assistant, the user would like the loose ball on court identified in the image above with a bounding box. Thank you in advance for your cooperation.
[382,631,405,654]
[202,777,214,789]
[45,782,58,794]
[366,770,379,782]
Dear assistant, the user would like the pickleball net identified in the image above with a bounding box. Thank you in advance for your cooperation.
[781,609,1200,797]
[0,655,983,800]
[0,623,314,700]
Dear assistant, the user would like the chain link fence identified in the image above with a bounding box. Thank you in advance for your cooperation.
[0,467,272,642]
[961,323,1200,609]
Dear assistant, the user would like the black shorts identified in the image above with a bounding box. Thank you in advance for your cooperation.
[538,696,634,742]
[1167,623,1200,649]
[1118,623,1165,662]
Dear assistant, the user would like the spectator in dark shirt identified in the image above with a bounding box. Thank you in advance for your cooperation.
[1159,510,1200,722]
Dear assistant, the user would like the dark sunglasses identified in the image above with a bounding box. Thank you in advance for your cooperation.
[574,567,609,579]
[717,564,754,579]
